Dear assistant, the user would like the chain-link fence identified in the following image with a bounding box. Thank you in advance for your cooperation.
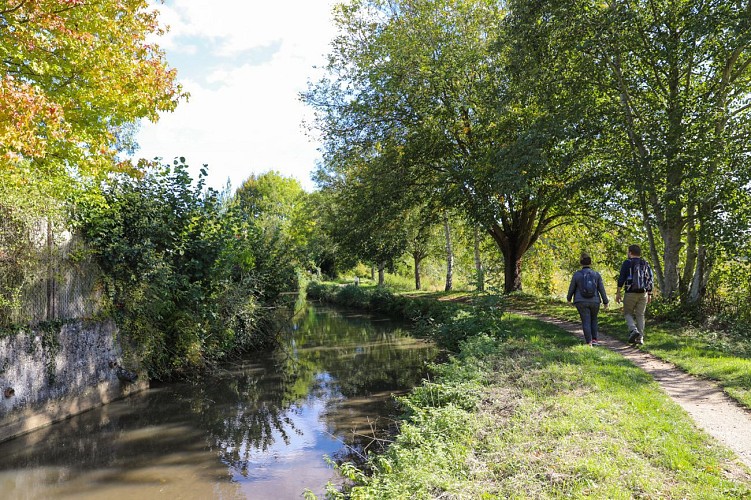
[0,212,102,326]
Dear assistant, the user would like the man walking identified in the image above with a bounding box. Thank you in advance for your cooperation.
[615,245,654,345]
[567,254,609,346]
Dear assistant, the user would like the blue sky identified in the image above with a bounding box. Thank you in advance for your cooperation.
[133,0,338,192]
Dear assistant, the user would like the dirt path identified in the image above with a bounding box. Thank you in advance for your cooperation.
[512,310,751,469]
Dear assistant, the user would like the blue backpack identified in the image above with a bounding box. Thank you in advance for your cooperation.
[580,270,597,298]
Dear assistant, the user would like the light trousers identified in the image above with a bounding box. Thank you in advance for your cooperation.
[623,291,648,336]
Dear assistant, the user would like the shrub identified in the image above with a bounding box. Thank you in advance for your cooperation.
[77,161,297,378]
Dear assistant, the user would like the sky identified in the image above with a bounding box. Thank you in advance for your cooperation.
[133,0,339,192]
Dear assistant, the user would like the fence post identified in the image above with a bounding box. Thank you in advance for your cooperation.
[46,218,56,322]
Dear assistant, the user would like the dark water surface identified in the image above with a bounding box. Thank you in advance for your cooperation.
[0,305,437,499]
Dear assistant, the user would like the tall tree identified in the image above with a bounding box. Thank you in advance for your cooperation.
[473,226,485,292]
[304,0,604,293]
[549,0,751,301]
[402,208,440,290]
[1,0,184,195]
[315,150,409,286]
[443,215,454,292]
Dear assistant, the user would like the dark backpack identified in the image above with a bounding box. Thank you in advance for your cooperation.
[580,270,597,298]
[628,258,652,293]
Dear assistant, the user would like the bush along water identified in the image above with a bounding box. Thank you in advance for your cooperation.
[75,160,298,379]
[306,282,507,351]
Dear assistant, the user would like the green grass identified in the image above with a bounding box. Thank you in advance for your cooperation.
[313,285,751,408]
[505,293,751,409]
[325,312,751,499]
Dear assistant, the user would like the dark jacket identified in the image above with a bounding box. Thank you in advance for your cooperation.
[617,257,654,293]
[567,267,608,305]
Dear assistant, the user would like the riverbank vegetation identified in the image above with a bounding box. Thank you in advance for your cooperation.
[312,289,751,498]
[73,162,302,377]
[3,0,751,495]
[306,283,751,496]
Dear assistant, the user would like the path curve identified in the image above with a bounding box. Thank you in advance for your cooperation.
[511,310,751,469]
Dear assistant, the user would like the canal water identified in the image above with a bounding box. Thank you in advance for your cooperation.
[0,305,437,499]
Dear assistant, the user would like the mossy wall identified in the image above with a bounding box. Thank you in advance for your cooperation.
[0,320,145,441]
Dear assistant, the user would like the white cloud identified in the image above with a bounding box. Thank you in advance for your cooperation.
[135,0,338,191]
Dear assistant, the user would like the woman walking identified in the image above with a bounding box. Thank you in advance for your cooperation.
[567,254,609,346]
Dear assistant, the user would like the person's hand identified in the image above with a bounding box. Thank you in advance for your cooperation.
[647,294,653,304]
[616,291,622,304]
[603,302,609,309]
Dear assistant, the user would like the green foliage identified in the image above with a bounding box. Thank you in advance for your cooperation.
[335,284,370,308]
[306,282,505,351]
[305,0,607,294]
[1,0,185,200]
[306,0,751,308]
[702,257,751,335]
[0,204,36,327]
[307,282,460,325]
[75,159,297,378]
[327,305,750,498]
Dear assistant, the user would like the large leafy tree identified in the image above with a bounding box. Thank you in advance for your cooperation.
[305,0,603,292]
[1,0,183,192]
[547,0,751,301]
[315,148,411,286]
[234,171,318,274]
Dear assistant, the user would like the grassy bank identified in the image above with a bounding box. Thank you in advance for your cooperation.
[308,285,751,498]
[504,293,751,409]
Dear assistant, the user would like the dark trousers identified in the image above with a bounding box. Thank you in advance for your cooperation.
[575,302,601,344]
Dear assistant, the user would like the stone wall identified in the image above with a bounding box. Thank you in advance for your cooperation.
[0,320,146,442]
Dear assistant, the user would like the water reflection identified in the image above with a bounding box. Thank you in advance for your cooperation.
[0,305,436,499]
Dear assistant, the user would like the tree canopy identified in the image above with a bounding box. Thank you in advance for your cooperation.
[1,0,184,199]
[304,0,606,292]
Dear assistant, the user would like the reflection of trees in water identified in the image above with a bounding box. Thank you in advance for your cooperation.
[0,305,436,495]
[182,362,310,474]
[182,306,436,474]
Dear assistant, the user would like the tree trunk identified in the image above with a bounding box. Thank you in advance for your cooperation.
[658,81,687,301]
[640,191,665,292]
[681,204,698,301]
[474,227,484,292]
[688,245,713,304]
[503,249,522,294]
[378,262,385,286]
[660,224,683,300]
[487,224,526,294]
[414,254,422,291]
[443,216,453,292]
[371,264,375,282]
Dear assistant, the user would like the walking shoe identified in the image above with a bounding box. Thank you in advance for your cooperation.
[635,336,644,345]
[591,339,600,346]
[628,330,640,343]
